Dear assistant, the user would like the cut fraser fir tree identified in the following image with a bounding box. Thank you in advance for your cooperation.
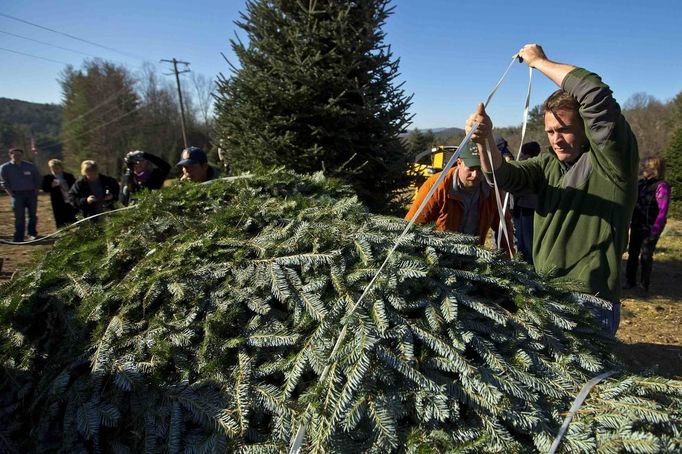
[215,0,414,214]
[1,170,680,453]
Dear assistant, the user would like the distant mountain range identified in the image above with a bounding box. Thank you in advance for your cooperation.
[0,97,62,137]
[401,127,465,139]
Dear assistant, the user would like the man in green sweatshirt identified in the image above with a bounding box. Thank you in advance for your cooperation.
[466,44,638,335]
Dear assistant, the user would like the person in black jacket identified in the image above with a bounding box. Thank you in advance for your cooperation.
[624,157,671,291]
[69,160,119,219]
[119,150,171,205]
[41,158,77,227]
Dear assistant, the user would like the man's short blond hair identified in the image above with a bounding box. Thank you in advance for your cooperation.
[48,158,63,169]
[80,160,98,175]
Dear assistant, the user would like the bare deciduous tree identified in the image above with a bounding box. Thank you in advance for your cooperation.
[190,72,215,131]
[623,92,673,159]
[135,63,184,164]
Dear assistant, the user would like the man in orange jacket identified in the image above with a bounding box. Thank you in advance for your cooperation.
[405,143,514,255]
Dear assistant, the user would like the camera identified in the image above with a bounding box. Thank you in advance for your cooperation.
[124,150,145,171]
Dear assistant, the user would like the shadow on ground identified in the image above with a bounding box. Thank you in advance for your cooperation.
[621,253,682,302]
[613,342,682,379]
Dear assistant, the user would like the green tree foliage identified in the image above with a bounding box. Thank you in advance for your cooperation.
[494,105,550,157]
[406,128,436,156]
[59,60,140,176]
[663,92,682,216]
[431,128,466,150]
[215,0,415,213]
[1,170,680,452]
[664,127,682,216]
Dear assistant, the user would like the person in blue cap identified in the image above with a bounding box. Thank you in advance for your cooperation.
[176,147,219,183]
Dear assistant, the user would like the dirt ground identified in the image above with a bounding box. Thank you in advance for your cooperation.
[616,218,682,378]
[1,194,680,377]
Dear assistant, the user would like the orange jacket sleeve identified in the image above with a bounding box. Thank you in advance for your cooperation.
[405,172,449,229]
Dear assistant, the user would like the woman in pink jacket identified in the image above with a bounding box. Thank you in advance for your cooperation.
[624,157,671,291]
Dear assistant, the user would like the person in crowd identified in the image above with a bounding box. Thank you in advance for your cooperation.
[495,136,514,162]
[69,160,120,219]
[624,157,671,291]
[466,44,638,335]
[0,148,41,242]
[511,141,541,264]
[217,141,231,175]
[176,147,220,183]
[405,143,514,254]
[41,158,76,227]
[119,150,171,205]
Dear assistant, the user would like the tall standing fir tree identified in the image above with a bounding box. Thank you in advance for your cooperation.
[215,0,415,213]
[60,60,140,176]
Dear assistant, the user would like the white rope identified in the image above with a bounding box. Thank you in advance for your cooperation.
[288,56,520,454]
[548,370,617,454]
[518,65,534,156]
[485,140,514,258]
[496,64,533,249]
[0,206,135,245]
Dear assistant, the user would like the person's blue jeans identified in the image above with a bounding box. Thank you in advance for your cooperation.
[513,213,534,265]
[591,300,621,336]
[11,190,38,242]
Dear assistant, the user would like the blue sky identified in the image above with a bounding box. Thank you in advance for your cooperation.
[1,0,681,130]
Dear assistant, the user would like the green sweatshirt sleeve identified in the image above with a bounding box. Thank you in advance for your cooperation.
[487,154,548,195]
[561,68,639,189]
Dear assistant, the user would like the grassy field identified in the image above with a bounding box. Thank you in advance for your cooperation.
[1,193,680,377]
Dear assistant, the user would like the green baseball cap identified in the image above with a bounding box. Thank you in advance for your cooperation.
[458,143,481,168]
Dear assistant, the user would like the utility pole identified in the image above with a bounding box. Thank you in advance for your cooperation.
[160,58,191,149]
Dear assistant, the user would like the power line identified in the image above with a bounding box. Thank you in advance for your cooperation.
[0,46,69,64]
[0,12,147,61]
[0,29,97,57]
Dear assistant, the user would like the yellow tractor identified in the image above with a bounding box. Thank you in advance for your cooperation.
[407,145,459,193]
